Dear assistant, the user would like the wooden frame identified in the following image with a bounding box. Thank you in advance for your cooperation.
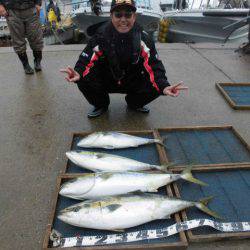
[155,125,250,172]
[43,180,188,248]
[216,82,250,110]
[64,130,166,174]
[43,129,188,249]
[172,174,250,242]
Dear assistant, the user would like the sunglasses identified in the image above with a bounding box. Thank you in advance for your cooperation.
[113,11,133,19]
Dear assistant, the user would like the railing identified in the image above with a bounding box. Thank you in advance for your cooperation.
[161,0,249,11]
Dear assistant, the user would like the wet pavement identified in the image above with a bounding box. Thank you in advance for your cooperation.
[0,43,250,249]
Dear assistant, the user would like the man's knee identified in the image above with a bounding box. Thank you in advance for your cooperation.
[8,31,26,53]
[28,34,43,51]
[27,19,43,51]
[77,78,104,93]
[13,44,26,54]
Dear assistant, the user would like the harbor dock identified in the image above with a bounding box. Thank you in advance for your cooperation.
[0,42,250,249]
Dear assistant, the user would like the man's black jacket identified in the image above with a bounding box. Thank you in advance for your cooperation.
[0,0,41,10]
[75,22,170,94]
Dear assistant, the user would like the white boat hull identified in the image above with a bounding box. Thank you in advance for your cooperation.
[164,9,249,43]
[0,17,10,38]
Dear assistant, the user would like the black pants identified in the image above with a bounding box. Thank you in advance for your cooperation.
[77,66,161,109]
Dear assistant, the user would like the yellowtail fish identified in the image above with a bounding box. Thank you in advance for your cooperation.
[58,193,221,230]
[77,132,166,149]
[66,151,170,172]
[59,167,207,200]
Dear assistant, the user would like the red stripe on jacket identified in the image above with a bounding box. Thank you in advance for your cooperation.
[82,50,103,78]
[141,46,160,92]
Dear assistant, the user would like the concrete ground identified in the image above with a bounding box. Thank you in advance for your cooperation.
[0,43,250,250]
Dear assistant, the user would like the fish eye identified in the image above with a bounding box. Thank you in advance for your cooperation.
[66,205,81,213]
[72,206,81,212]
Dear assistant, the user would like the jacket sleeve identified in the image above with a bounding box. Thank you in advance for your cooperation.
[74,36,103,82]
[141,33,170,94]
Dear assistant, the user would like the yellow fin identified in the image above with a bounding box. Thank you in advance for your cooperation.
[181,165,208,186]
[196,196,223,220]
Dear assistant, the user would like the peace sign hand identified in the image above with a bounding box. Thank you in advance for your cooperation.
[163,82,188,97]
[60,66,80,83]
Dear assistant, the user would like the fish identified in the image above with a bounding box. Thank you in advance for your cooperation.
[58,193,221,230]
[77,132,166,149]
[59,166,207,200]
[66,150,170,172]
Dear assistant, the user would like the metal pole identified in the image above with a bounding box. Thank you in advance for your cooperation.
[44,0,47,19]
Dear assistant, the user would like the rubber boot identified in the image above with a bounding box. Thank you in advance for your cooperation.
[17,52,34,74]
[33,51,42,72]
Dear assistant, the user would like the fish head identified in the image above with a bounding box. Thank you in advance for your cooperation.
[77,132,103,147]
[58,200,96,222]
[58,203,86,224]
[66,151,104,162]
[59,175,96,198]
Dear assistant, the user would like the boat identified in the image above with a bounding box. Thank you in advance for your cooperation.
[162,0,250,43]
[41,4,85,45]
[69,0,163,36]
[0,16,9,38]
[0,17,11,47]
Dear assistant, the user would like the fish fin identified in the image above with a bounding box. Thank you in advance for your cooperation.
[111,229,125,232]
[181,165,208,186]
[195,196,223,220]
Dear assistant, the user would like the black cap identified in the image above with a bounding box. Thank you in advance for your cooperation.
[110,0,137,13]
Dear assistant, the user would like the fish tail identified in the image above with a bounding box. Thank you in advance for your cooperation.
[155,162,176,172]
[180,165,208,186]
[195,196,223,219]
[155,136,167,148]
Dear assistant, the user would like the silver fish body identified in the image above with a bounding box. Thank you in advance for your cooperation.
[59,172,181,200]
[58,193,219,230]
[66,151,164,172]
[77,132,164,149]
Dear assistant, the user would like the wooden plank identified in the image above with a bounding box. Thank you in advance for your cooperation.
[232,127,250,152]
[218,82,250,86]
[216,83,237,109]
[163,163,250,173]
[216,82,250,110]
[43,177,63,249]
[43,243,187,250]
[154,129,187,246]
[156,126,250,172]
[158,125,232,132]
